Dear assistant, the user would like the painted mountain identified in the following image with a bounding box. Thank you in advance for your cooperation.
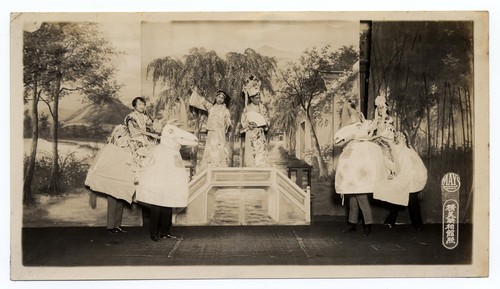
[60,98,132,140]
[63,98,131,127]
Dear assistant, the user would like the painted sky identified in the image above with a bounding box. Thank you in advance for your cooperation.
[141,20,359,62]
[140,20,359,101]
[99,21,142,108]
[57,21,142,112]
[61,19,359,112]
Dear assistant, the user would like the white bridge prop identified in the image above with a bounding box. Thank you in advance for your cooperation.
[173,167,311,225]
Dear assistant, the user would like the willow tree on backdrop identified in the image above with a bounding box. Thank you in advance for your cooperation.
[147,47,276,166]
[271,92,301,156]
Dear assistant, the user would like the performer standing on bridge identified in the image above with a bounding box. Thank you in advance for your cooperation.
[241,75,270,167]
[189,89,232,169]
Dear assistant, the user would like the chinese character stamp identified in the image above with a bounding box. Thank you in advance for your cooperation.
[441,173,461,250]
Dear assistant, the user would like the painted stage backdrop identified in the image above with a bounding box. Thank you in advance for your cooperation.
[20,16,474,228]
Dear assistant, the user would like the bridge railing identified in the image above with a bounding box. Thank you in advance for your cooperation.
[273,169,311,223]
[174,167,311,225]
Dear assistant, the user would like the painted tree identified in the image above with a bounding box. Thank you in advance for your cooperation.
[147,47,276,166]
[23,27,50,204]
[369,21,473,152]
[33,22,121,195]
[369,21,474,222]
[148,48,226,136]
[271,91,301,155]
[38,113,51,139]
[277,45,358,177]
[23,109,32,138]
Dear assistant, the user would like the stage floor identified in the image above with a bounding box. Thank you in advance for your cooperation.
[21,217,472,267]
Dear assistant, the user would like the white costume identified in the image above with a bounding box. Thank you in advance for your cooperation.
[136,125,198,208]
[334,104,428,206]
[85,125,135,203]
[373,141,428,205]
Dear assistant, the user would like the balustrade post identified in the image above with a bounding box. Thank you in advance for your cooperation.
[239,132,245,167]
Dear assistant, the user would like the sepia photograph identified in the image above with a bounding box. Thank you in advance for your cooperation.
[9,10,490,282]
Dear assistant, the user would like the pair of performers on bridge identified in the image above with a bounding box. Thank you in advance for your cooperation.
[188,75,270,169]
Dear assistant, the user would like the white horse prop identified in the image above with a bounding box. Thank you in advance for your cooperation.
[85,124,199,208]
[333,121,374,147]
[135,125,198,208]
[334,122,387,195]
[334,122,427,206]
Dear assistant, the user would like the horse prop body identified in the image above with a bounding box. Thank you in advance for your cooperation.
[135,125,198,208]
[334,122,427,206]
[85,124,198,208]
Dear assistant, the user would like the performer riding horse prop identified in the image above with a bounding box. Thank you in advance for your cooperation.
[85,124,198,207]
[334,122,427,206]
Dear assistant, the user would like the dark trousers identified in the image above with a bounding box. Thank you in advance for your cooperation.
[149,205,173,237]
[348,194,373,225]
[107,196,124,229]
[384,192,423,227]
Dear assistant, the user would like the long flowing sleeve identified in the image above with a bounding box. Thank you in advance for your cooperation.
[241,106,250,129]
[125,113,143,138]
[189,90,212,112]
[125,111,155,138]
[224,108,232,132]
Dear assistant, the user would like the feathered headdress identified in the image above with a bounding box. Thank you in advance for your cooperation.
[242,75,262,105]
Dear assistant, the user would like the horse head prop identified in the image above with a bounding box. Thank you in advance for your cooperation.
[334,121,374,147]
[160,124,199,147]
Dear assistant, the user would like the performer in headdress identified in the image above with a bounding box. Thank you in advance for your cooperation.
[189,89,232,169]
[240,75,270,167]
[372,94,399,177]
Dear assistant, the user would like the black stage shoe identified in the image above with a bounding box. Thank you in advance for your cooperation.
[343,223,356,233]
[160,234,178,239]
[114,227,127,233]
[363,224,372,237]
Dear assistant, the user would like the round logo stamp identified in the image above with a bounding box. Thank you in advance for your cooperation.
[441,172,461,193]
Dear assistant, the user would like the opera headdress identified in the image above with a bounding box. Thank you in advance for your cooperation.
[375,94,387,108]
[243,75,262,97]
